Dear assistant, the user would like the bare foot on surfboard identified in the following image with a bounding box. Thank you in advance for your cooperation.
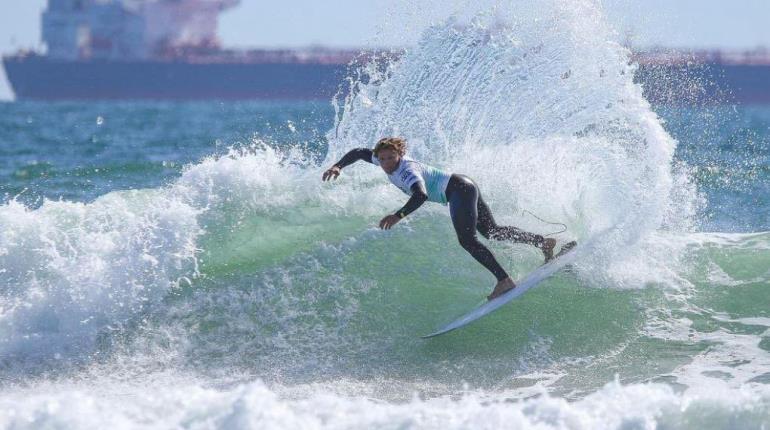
[488,277,516,301]
[541,238,557,262]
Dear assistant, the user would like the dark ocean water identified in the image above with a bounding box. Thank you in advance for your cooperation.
[2,101,768,232]
[0,101,333,203]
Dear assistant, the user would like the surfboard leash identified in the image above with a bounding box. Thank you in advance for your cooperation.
[522,209,568,237]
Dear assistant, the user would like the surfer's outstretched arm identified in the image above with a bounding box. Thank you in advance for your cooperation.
[322,148,375,181]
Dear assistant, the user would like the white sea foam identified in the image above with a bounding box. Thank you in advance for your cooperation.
[0,192,202,368]
[0,377,768,430]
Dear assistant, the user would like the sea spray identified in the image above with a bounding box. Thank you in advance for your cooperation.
[330,0,699,287]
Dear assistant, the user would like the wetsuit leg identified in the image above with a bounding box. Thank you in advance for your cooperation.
[447,175,509,282]
[476,196,545,246]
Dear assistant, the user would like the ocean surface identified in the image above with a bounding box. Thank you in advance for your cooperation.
[2,2,770,429]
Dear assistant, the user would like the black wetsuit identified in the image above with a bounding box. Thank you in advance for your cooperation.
[445,174,544,281]
[333,148,545,281]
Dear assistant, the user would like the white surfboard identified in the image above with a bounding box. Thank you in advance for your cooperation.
[421,241,580,338]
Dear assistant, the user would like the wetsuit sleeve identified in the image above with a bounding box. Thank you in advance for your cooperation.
[333,148,375,169]
[395,181,428,219]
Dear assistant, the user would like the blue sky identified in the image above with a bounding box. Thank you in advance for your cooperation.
[1,0,770,100]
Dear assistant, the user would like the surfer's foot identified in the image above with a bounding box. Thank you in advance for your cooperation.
[540,238,557,262]
[488,277,516,301]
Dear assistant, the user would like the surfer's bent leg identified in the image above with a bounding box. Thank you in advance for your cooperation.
[476,196,545,247]
[446,174,509,281]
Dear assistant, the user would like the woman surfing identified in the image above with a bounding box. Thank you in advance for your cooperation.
[323,137,569,300]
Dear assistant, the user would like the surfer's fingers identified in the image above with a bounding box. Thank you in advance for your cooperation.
[322,168,339,181]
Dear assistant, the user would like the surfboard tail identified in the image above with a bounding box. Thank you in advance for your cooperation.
[421,239,582,338]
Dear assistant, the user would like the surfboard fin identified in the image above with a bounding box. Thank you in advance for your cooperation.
[555,240,577,259]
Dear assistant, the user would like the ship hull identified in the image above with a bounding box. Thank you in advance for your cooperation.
[3,56,349,101]
[4,55,770,103]
[634,63,770,105]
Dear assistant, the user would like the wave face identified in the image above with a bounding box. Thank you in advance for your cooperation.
[1,0,769,428]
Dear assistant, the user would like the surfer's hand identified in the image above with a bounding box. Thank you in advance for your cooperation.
[379,214,401,230]
[322,166,341,181]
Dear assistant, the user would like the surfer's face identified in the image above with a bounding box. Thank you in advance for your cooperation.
[378,148,401,174]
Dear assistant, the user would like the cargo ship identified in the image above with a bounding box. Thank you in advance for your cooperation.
[3,0,365,101]
[3,0,770,103]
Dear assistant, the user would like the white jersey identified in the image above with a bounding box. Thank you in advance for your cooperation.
[371,154,452,204]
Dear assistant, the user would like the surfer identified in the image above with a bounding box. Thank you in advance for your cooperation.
[322,137,558,300]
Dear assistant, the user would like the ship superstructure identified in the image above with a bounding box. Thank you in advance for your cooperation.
[42,0,239,61]
[3,0,361,100]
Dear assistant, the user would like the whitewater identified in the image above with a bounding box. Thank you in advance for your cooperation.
[1,0,770,428]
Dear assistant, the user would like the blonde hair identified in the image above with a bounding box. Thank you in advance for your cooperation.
[373,137,407,157]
